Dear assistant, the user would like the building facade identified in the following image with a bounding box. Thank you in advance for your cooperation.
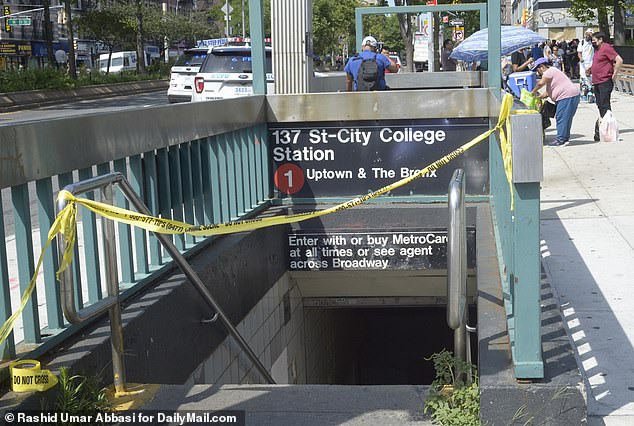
[0,0,96,70]
[511,0,634,42]
[0,0,201,71]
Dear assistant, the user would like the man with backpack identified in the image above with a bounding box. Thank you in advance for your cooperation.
[345,36,398,91]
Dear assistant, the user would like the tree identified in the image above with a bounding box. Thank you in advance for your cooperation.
[393,0,416,72]
[75,8,133,74]
[43,0,55,66]
[569,0,634,43]
[135,0,146,73]
[77,2,220,71]
[364,11,404,54]
[143,8,218,52]
[64,0,77,79]
[313,0,359,61]
[569,0,610,38]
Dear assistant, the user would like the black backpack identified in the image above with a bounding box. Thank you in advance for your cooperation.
[354,54,380,91]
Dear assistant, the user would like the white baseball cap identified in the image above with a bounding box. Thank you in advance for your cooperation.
[362,36,378,48]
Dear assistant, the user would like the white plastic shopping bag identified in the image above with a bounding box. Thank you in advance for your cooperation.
[599,110,619,142]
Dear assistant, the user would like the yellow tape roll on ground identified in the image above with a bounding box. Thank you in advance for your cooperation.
[10,360,58,392]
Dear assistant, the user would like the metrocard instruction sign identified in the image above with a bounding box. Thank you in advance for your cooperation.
[268,118,489,197]
[288,229,476,271]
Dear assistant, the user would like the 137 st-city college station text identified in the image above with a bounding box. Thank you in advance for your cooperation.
[271,126,447,181]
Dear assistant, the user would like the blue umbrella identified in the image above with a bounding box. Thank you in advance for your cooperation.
[450,26,547,62]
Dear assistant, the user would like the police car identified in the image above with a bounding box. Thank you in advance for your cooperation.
[167,48,209,103]
[191,45,274,102]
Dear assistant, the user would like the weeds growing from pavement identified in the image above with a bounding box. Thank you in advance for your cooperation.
[54,367,111,423]
[423,349,480,426]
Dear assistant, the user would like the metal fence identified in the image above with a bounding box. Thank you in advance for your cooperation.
[0,98,270,361]
[488,105,544,379]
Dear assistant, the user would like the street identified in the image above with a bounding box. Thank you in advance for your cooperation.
[0,90,170,126]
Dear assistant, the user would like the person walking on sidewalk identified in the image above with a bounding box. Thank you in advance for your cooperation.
[531,57,580,147]
[587,32,623,141]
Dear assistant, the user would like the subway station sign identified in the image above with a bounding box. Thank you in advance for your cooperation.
[269,118,489,198]
[288,229,476,271]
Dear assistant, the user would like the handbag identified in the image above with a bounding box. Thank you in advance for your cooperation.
[599,110,619,142]
[542,100,556,118]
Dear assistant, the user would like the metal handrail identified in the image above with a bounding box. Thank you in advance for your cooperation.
[57,173,275,391]
[447,169,468,372]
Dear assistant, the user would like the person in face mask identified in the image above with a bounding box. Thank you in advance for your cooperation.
[577,30,594,83]
[586,32,624,141]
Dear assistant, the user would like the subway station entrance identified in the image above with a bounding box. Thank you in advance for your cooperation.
[0,2,587,424]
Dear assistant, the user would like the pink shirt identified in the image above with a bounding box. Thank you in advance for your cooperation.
[543,67,580,102]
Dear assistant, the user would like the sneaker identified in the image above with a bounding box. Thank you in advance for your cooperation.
[548,140,568,147]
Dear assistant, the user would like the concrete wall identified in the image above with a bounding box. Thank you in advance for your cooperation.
[185,277,364,386]
[304,309,362,384]
[186,274,306,385]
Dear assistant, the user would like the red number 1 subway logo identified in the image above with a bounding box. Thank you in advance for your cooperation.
[274,163,305,195]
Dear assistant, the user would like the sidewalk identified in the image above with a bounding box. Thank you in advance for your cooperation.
[540,90,634,425]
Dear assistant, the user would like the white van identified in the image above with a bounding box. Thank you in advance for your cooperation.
[99,51,137,74]
[167,48,208,103]
[191,46,273,102]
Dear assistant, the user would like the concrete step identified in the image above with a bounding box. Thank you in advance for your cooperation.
[142,384,433,425]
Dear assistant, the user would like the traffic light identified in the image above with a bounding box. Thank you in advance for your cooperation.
[521,9,529,25]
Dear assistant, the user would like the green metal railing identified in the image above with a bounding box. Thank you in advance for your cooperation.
[489,109,544,379]
[0,110,271,362]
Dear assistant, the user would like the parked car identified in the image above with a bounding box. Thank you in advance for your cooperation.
[389,55,403,73]
[191,46,274,102]
[167,48,209,103]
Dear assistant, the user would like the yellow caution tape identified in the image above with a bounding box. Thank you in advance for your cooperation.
[106,383,162,410]
[9,360,58,392]
[0,94,516,349]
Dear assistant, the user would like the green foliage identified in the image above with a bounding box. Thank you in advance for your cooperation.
[74,7,133,52]
[128,6,216,48]
[566,0,634,37]
[568,0,610,29]
[365,13,404,54]
[75,3,219,53]
[55,367,111,422]
[0,68,165,93]
[313,0,360,55]
[423,349,480,426]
